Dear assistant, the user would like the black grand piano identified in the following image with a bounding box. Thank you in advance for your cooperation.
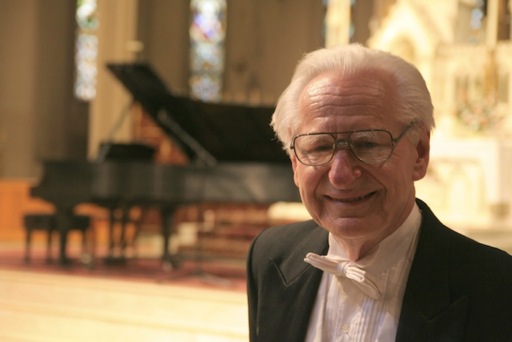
[30,63,300,265]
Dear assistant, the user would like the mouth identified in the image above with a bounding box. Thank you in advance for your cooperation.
[326,191,376,203]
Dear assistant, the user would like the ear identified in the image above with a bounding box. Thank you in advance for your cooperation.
[291,155,300,187]
[412,129,430,181]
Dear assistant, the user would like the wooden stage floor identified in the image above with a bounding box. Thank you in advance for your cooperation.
[0,266,249,342]
[0,235,249,342]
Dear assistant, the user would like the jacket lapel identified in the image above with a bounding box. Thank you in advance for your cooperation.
[258,224,328,342]
[396,200,469,341]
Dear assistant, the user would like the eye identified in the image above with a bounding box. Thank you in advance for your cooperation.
[350,131,390,151]
[351,140,380,150]
[299,135,333,154]
[310,142,333,153]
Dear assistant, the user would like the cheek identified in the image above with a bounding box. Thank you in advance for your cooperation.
[292,162,323,197]
[384,163,418,202]
[374,159,414,195]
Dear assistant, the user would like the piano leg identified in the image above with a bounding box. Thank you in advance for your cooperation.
[105,207,117,264]
[105,205,130,265]
[119,205,130,257]
[54,206,73,265]
[160,206,180,269]
[107,207,116,259]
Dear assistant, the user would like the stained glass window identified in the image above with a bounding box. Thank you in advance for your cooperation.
[189,0,227,102]
[470,0,485,31]
[74,0,99,101]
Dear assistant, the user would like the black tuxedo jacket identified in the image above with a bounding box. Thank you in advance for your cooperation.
[247,199,512,341]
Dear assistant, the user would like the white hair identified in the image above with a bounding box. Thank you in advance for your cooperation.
[271,44,435,153]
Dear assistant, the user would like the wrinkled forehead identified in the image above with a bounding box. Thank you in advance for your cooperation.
[297,70,401,124]
[302,69,399,99]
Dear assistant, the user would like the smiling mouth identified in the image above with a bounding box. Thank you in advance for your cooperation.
[327,191,376,203]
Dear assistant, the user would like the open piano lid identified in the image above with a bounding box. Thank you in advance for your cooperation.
[107,63,289,165]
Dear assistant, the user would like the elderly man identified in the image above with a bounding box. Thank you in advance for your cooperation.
[247,44,512,341]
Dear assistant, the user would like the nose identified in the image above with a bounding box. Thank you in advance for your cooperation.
[328,149,362,185]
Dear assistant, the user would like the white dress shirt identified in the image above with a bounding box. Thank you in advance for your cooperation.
[305,204,422,342]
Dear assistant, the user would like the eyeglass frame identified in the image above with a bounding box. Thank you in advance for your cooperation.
[289,123,415,166]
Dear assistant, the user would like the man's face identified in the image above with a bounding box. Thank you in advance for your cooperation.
[291,71,430,254]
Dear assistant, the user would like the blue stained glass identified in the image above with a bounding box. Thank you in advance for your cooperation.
[74,0,99,101]
[189,0,227,102]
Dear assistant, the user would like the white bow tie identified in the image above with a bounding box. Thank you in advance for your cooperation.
[304,252,381,299]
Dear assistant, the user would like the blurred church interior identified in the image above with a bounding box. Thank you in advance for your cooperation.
[2,0,512,281]
[2,0,510,257]
[0,0,511,340]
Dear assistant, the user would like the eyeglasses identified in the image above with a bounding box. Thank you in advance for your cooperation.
[290,124,414,166]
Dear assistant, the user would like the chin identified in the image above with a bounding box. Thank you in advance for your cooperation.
[323,216,375,239]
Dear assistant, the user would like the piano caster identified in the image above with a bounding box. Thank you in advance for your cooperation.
[104,256,128,266]
[162,254,181,271]
[57,257,73,267]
